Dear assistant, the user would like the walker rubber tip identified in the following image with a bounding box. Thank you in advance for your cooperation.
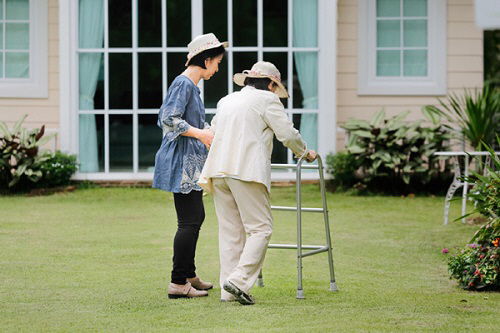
[330,282,338,291]
[257,278,264,287]
[296,289,305,299]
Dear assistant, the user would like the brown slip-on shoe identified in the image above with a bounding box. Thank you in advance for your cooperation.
[187,276,213,290]
[168,282,208,299]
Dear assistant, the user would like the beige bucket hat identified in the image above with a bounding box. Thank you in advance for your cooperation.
[185,33,228,66]
[233,61,289,98]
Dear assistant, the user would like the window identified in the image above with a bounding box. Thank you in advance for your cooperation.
[77,0,321,175]
[358,0,446,95]
[0,0,48,98]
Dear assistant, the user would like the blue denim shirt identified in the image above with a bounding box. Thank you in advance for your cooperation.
[152,75,208,194]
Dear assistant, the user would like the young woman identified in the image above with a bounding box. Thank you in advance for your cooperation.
[153,33,227,299]
[198,61,317,305]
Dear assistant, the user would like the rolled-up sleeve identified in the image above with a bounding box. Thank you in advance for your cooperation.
[158,81,191,142]
[263,97,307,158]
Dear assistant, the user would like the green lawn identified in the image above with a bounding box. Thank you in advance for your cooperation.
[1,186,499,332]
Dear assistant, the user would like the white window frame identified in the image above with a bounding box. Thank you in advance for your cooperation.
[0,0,48,98]
[357,0,446,95]
[60,0,336,181]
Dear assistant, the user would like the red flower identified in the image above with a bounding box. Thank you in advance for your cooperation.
[493,238,499,247]
[480,255,485,259]
[474,269,480,275]
[469,282,474,287]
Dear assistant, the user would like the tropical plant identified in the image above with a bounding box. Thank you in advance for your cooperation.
[424,84,500,151]
[0,115,55,191]
[341,108,453,192]
[447,137,500,290]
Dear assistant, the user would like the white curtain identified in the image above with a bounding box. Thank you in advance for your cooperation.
[78,0,104,172]
[293,0,318,151]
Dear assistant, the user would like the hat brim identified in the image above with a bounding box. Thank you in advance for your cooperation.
[185,41,229,66]
[233,73,289,98]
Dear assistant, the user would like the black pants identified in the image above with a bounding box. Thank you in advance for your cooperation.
[171,190,205,285]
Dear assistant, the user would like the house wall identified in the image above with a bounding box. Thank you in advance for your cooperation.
[0,0,60,145]
[336,0,484,150]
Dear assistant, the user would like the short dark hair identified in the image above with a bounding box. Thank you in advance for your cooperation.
[188,45,226,68]
[243,77,276,91]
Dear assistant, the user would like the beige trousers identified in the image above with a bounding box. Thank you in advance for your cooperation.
[212,177,273,300]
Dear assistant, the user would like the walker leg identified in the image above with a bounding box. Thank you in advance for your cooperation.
[257,269,264,287]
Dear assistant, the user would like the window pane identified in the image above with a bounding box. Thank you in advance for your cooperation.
[5,51,28,78]
[204,55,228,109]
[377,50,400,76]
[138,0,161,47]
[403,50,427,76]
[108,0,131,48]
[6,0,29,20]
[139,114,161,172]
[139,53,163,109]
[293,113,317,152]
[377,20,400,47]
[271,137,287,164]
[293,52,318,109]
[403,19,427,47]
[5,23,29,50]
[264,52,288,108]
[403,0,427,17]
[204,0,227,42]
[232,52,257,92]
[233,0,257,46]
[109,53,132,109]
[0,24,3,50]
[0,2,3,19]
[78,0,104,49]
[0,53,3,78]
[79,114,104,172]
[109,115,133,172]
[167,0,191,47]
[377,0,400,17]
[292,0,317,47]
[167,52,186,87]
[79,53,104,110]
[264,0,287,47]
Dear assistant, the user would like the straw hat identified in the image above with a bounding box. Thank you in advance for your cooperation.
[185,33,228,66]
[233,61,289,98]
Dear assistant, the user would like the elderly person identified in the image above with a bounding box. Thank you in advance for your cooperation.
[153,33,227,299]
[198,61,317,305]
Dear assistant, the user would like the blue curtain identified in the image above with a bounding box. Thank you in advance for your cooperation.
[293,0,318,151]
[78,0,104,172]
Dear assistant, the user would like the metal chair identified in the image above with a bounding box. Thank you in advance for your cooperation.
[257,154,338,299]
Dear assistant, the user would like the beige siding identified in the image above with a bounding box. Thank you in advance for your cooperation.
[336,0,483,150]
[0,0,60,135]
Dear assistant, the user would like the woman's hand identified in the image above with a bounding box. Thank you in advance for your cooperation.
[305,149,318,163]
[195,128,214,149]
[181,127,214,149]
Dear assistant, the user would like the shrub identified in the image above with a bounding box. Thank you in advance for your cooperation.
[37,151,78,188]
[447,138,500,290]
[447,219,500,290]
[340,108,453,194]
[0,115,55,192]
[325,152,358,191]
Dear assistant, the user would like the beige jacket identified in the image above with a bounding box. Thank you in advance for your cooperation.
[198,86,307,193]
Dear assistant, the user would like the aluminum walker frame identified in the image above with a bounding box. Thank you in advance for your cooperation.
[257,155,338,299]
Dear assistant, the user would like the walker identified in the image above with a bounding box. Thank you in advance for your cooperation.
[257,155,338,299]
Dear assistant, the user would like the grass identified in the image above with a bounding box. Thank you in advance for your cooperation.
[0,186,499,332]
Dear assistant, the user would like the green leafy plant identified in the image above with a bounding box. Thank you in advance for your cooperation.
[447,219,500,290]
[325,152,358,191]
[0,115,55,191]
[341,108,453,194]
[447,138,500,290]
[424,84,500,151]
[37,151,78,188]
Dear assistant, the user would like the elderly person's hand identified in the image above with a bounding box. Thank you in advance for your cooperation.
[305,149,318,163]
